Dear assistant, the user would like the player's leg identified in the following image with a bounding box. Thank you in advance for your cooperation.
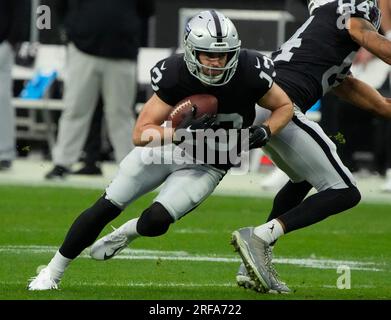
[233,110,361,293]
[266,180,313,222]
[254,107,313,223]
[28,147,171,290]
[258,111,360,240]
[89,201,175,261]
[90,164,225,260]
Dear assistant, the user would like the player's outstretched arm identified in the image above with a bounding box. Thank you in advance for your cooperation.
[348,17,391,65]
[257,83,294,135]
[332,75,391,119]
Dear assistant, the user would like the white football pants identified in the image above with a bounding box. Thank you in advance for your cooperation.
[255,107,356,191]
[105,145,225,220]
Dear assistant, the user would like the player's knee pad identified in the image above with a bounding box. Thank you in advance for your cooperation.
[345,186,361,208]
[328,185,361,214]
[137,202,174,237]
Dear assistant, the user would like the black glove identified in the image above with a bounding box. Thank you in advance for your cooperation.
[248,124,271,149]
[176,105,216,131]
[173,106,216,145]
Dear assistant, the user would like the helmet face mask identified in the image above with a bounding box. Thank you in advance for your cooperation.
[184,10,241,86]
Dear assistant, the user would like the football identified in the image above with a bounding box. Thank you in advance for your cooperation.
[168,94,218,128]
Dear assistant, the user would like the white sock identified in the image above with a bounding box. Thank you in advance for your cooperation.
[254,219,284,244]
[47,250,72,281]
[118,218,140,242]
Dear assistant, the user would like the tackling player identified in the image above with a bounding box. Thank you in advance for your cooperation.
[233,0,391,293]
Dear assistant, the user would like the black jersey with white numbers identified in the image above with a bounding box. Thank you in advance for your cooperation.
[150,49,276,170]
[151,49,275,129]
[272,0,381,112]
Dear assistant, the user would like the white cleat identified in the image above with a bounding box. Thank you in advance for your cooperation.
[90,226,130,260]
[27,267,59,291]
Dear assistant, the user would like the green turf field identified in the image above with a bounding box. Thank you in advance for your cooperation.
[0,185,390,300]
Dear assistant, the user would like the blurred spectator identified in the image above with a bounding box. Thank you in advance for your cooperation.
[45,0,155,179]
[73,1,155,176]
[0,0,30,171]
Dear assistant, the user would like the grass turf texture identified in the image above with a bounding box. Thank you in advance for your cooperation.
[0,185,390,300]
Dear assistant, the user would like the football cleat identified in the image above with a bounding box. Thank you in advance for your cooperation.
[264,246,291,294]
[236,263,257,290]
[90,225,129,260]
[236,262,291,294]
[231,227,271,293]
[232,228,290,294]
[27,267,59,291]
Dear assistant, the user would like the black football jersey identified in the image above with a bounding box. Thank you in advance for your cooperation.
[272,0,381,112]
[151,49,275,129]
[150,49,275,169]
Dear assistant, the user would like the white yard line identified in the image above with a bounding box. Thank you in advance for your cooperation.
[0,280,377,290]
[0,245,385,272]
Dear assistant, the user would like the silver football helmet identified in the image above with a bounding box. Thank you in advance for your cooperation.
[183,10,241,86]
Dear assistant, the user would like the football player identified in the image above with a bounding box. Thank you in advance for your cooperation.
[233,0,391,294]
[27,10,293,290]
